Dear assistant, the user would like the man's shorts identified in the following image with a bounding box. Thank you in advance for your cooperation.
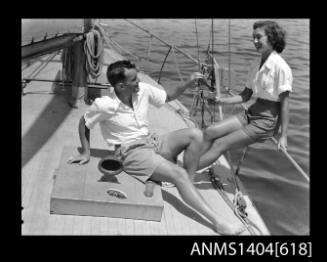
[236,98,280,143]
[115,133,168,184]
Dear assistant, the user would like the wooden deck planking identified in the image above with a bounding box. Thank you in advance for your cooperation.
[160,189,179,234]
[116,218,128,235]
[90,216,103,235]
[22,152,51,234]
[71,216,87,235]
[106,217,119,235]
[24,142,63,234]
[162,186,215,235]
[162,187,188,235]
[43,214,63,235]
[124,218,135,235]
[61,215,76,235]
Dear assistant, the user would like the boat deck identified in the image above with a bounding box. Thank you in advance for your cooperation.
[22,52,269,235]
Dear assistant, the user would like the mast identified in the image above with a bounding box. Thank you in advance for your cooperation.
[68,19,96,107]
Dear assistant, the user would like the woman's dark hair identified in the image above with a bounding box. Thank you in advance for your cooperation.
[253,21,286,53]
[106,60,136,86]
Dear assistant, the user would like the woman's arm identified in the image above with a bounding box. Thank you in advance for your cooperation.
[217,87,253,105]
[278,91,290,150]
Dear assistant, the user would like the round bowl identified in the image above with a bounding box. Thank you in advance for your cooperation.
[98,156,123,176]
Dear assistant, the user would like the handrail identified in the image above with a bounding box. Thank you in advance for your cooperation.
[270,137,309,182]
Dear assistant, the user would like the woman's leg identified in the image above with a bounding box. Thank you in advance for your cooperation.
[200,115,245,157]
[198,128,254,170]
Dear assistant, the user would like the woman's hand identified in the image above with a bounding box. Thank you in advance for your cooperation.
[277,136,287,151]
[67,152,90,165]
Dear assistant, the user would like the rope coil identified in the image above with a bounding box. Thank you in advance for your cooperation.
[84,28,104,79]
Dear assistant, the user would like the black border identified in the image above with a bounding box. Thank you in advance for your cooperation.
[16,13,316,258]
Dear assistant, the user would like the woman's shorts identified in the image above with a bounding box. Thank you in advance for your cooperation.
[236,98,280,142]
[115,133,167,184]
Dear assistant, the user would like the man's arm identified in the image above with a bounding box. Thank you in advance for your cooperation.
[165,78,197,102]
[67,116,91,165]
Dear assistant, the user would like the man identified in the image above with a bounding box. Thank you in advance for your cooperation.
[68,60,244,235]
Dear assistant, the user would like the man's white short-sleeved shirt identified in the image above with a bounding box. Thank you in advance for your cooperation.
[84,82,167,146]
[246,51,293,102]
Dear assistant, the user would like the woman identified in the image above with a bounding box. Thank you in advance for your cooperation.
[198,20,293,170]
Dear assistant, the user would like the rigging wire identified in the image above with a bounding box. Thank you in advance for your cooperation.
[194,19,201,72]
[228,19,231,93]
[211,19,216,122]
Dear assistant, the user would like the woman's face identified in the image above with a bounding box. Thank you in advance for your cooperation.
[252,27,273,55]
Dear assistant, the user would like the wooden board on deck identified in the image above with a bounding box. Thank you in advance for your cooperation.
[50,146,164,221]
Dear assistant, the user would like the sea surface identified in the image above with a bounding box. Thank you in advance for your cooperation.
[101,19,310,235]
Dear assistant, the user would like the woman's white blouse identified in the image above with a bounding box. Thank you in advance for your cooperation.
[246,51,293,102]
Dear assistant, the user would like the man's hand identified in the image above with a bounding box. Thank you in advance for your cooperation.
[190,72,210,87]
[190,72,205,81]
[67,152,90,165]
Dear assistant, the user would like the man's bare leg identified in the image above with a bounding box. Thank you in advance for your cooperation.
[152,128,245,234]
[150,159,244,235]
[159,128,203,179]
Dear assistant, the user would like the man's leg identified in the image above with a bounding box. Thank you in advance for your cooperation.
[198,128,254,170]
[159,128,203,175]
[150,159,244,235]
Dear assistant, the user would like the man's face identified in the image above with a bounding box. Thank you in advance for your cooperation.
[122,68,140,94]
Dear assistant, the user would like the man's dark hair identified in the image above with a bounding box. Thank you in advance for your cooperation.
[253,20,286,53]
[106,60,136,87]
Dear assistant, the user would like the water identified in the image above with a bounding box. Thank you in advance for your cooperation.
[102,19,310,235]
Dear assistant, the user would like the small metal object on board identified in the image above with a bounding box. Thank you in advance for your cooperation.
[107,188,127,199]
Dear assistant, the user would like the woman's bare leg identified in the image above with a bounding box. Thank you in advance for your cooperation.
[198,128,254,170]
[200,115,244,157]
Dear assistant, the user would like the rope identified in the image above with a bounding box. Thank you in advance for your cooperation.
[207,167,263,235]
[84,28,104,79]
